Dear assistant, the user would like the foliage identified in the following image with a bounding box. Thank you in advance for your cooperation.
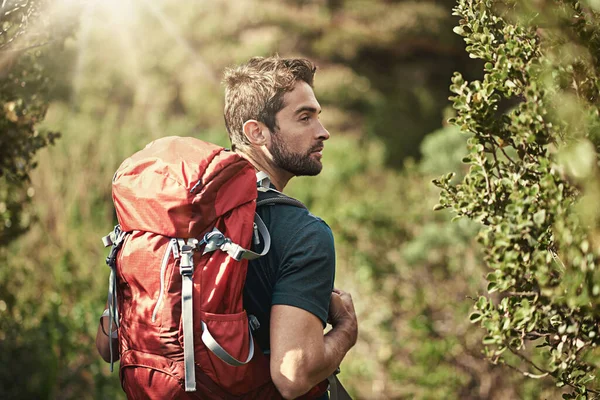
[289,127,559,399]
[2,0,590,398]
[0,2,77,398]
[435,0,600,397]
[0,0,67,244]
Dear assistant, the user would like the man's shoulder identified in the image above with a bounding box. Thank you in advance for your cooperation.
[256,195,334,261]
[259,198,330,235]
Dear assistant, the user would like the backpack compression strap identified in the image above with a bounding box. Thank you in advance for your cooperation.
[178,214,271,392]
[201,213,270,261]
[101,225,128,373]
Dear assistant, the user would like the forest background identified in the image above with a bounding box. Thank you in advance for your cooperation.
[1,0,599,399]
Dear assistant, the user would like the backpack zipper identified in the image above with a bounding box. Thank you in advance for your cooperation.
[152,239,178,322]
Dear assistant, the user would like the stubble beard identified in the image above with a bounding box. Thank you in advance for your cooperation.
[269,131,323,177]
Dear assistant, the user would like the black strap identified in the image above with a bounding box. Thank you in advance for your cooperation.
[328,374,353,400]
[256,190,307,209]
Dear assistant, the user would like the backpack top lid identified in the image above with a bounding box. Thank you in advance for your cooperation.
[112,136,257,238]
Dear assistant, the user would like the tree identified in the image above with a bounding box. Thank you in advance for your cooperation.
[0,2,77,398]
[0,0,63,245]
[435,0,600,397]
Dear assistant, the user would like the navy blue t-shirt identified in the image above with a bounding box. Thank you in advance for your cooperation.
[243,197,336,354]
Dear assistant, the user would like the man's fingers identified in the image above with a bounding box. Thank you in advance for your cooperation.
[330,289,356,315]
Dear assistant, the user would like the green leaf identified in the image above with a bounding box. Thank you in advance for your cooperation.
[482,336,497,345]
[453,26,465,36]
[470,312,482,322]
[533,210,546,225]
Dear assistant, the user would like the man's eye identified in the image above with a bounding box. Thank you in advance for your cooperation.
[300,116,310,122]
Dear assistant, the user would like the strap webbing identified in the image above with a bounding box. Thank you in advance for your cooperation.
[256,171,271,189]
[107,267,118,372]
[256,189,308,210]
[201,321,255,366]
[102,225,127,373]
[241,213,270,260]
[328,374,352,400]
[178,238,196,392]
[182,273,195,391]
[202,213,270,261]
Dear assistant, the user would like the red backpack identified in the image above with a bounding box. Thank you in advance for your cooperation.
[102,136,329,399]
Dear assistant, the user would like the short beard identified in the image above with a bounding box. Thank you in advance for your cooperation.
[270,131,323,176]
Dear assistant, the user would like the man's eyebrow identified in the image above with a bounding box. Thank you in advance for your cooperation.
[294,106,321,115]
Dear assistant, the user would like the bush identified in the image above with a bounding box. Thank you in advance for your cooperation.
[435,1,600,397]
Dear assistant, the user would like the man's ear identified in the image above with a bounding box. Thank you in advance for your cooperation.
[243,120,269,146]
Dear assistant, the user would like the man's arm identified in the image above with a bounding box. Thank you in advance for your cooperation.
[270,289,358,399]
[95,310,120,363]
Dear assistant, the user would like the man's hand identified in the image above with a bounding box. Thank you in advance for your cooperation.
[328,288,358,346]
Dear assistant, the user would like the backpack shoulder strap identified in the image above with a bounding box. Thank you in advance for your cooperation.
[256,189,308,210]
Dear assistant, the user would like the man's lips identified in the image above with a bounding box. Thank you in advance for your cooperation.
[311,146,324,156]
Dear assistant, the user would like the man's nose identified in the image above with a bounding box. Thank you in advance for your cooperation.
[317,121,330,141]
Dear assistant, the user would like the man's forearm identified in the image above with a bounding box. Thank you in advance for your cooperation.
[284,319,357,399]
[270,295,358,399]
[313,319,357,383]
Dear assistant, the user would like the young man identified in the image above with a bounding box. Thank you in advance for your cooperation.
[223,56,358,399]
[96,56,358,399]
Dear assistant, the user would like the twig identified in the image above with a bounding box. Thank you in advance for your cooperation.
[501,358,549,378]
[525,331,550,338]
[488,136,504,179]
[507,346,600,395]
[478,153,494,195]
[506,291,538,297]
[0,39,51,52]
[491,136,518,165]
[507,345,551,376]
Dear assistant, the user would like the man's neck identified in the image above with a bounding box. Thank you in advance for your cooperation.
[235,148,293,191]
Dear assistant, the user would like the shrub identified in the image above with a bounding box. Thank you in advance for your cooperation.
[435,0,600,397]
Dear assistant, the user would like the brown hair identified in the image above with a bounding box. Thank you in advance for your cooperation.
[223,56,316,151]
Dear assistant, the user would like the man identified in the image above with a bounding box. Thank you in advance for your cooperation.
[96,56,358,400]
[223,56,358,399]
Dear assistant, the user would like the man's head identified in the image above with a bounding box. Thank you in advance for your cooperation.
[223,56,316,151]
[223,56,330,183]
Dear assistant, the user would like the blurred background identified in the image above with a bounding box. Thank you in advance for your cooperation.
[0,0,571,398]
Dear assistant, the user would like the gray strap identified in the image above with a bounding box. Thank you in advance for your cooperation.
[201,320,255,366]
[327,374,352,400]
[182,274,196,391]
[202,214,270,261]
[100,309,118,338]
[107,267,118,372]
[240,213,270,260]
[103,226,126,373]
[256,171,271,190]
[178,238,196,392]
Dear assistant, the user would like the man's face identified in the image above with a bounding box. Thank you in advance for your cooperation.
[268,81,330,176]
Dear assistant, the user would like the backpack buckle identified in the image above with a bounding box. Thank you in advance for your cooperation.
[248,314,260,331]
[104,226,126,268]
[202,229,227,255]
[178,239,197,276]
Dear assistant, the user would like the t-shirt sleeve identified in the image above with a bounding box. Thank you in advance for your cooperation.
[271,218,335,327]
